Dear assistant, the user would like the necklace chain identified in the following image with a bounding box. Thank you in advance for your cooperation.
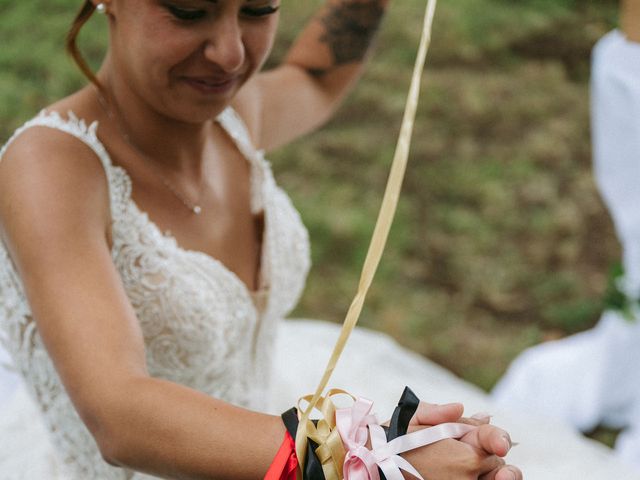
[96,90,203,215]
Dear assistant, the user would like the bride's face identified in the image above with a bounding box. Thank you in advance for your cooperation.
[104,0,280,122]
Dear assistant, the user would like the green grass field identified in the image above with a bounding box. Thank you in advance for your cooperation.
[281,0,618,388]
[0,0,621,445]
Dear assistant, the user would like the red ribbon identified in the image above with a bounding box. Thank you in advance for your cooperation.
[265,431,298,480]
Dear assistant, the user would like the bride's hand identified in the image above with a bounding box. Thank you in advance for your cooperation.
[406,402,523,480]
[400,433,510,480]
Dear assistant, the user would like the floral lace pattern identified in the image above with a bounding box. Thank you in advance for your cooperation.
[0,108,311,479]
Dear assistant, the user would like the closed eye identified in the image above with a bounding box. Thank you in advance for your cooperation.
[167,5,206,21]
[241,4,280,17]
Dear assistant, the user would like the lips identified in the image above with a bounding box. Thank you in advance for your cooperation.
[182,75,239,95]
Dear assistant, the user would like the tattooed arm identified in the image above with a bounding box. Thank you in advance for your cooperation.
[290,0,389,74]
[235,0,390,151]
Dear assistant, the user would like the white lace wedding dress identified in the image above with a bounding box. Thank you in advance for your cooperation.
[0,107,639,479]
[0,107,310,479]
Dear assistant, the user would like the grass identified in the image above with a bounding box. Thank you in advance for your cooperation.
[276,0,619,392]
[0,0,622,444]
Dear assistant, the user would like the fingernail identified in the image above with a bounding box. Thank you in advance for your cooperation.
[506,469,517,480]
[501,434,512,451]
[470,411,492,422]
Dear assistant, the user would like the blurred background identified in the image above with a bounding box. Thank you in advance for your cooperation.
[0,0,620,443]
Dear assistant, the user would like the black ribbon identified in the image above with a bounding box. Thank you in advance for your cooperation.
[281,407,325,480]
[281,386,420,480]
[380,386,420,480]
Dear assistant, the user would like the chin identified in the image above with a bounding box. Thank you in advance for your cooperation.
[180,107,228,124]
[161,80,245,123]
[159,96,232,124]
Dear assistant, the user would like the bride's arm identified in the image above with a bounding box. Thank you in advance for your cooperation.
[622,0,640,42]
[236,0,390,152]
[0,129,520,479]
[0,128,285,480]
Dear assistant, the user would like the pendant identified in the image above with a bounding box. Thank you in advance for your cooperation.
[193,205,202,215]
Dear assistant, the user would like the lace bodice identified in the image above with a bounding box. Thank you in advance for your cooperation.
[0,108,311,479]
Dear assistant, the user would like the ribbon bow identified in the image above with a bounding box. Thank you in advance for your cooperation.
[336,397,379,480]
[298,389,355,480]
[337,398,477,480]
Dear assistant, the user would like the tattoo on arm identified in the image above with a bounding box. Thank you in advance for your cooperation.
[318,1,386,66]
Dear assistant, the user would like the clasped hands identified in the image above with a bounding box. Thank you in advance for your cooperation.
[400,401,522,480]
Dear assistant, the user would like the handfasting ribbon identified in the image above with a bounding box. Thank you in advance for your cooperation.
[265,430,298,480]
[366,422,475,480]
[337,401,475,480]
[379,387,420,480]
[280,408,325,480]
[386,387,419,441]
[298,389,356,480]
[295,0,439,467]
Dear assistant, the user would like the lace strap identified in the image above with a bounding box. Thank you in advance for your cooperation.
[0,110,112,170]
[0,110,127,228]
[216,106,271,214]
[216,107,261,160]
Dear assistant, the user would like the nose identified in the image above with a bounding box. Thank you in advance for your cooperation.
[203,15,245,74]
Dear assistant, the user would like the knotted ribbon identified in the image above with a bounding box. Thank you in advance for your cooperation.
[297,389,355,480]
[335,397,380,480]
[337,399,476,480]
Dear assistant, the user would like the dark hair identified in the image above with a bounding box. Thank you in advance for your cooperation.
[66,1,103,89]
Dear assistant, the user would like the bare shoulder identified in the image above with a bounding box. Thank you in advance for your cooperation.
[0,123,111,249]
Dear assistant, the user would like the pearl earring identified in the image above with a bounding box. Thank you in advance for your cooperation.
[96,3,107,13]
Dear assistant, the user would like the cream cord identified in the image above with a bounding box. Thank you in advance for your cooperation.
[295,0,439,465]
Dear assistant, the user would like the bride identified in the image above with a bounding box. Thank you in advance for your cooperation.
[0,0,633,479]
[0,0,521,479]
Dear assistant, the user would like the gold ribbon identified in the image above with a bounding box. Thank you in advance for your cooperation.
[295,0,439,474]
[297,389,355,480]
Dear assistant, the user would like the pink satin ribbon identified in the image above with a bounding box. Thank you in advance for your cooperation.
[337,398,477,480]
